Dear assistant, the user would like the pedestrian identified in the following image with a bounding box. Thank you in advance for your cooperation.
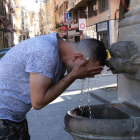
[0,32,107,140]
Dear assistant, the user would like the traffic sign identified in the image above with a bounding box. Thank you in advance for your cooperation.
[79,19,86,30]
[63,12,72,25]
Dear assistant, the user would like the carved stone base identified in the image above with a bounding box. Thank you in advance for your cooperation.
[118,11,140,108]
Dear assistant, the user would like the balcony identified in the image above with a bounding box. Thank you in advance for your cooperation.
[0,6,6,18]
[67,3,74,12]
[55,5,59,13]
[0,6,11,25]
[74,0,88,8]
[10,4,15,13]
[58,0,64,8]
[13,25,18,32]
[22,28,30,34]
[59,14,63,24]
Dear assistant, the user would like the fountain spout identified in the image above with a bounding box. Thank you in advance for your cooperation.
[106,41,140,75]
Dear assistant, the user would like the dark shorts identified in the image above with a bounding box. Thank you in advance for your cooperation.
[0,119,30,140]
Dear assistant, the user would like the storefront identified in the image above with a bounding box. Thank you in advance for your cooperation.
[83,20,110,48]
[83,24,97,39]
[68,24,81,42]
[97,20,110,47]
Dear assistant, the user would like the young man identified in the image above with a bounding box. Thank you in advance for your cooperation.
[0,32,106,140]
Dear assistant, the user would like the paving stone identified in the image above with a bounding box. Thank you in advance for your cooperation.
[41,116,58,125]
[27,117,43,127]
[37,110,53,117]
[29,129,49,140]
[47,129,71,139]
[51,135,72,140]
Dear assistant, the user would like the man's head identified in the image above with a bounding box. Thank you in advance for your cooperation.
[58,38,107,73]
[75,39,107,64]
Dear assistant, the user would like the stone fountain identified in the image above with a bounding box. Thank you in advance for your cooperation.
[64,1,140,140]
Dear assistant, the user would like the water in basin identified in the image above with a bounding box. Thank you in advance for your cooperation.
[72,104,130,119]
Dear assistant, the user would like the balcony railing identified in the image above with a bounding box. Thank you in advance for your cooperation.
[0,6,11,25]
[0,6,6,17]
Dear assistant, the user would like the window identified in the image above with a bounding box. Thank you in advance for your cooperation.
[22,26,24,31]
[82,6,87,19]
[89,0,97,17]
[101,0,108,11]
[21,11,24,16]
[76,10,80,23]
[9,15,11,23]
[22,18,24,25]
[32,13,34,18]
[23,35,25,40]
[98,30,108,47]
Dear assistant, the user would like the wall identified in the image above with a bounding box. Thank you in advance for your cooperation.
[118,1,140,108]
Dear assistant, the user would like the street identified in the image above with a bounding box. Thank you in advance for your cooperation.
[26,70,117,140]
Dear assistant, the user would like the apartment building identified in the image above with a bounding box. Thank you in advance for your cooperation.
[0,0,14,49]
[29,11,40,38]
[13,0,21,45]
[67,0,120,46]
[39,1,51,35]
[20,6,30,41]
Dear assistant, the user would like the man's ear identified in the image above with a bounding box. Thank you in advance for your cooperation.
[72,53,83,62]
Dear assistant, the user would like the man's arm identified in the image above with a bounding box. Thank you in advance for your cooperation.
[30,58,103,110]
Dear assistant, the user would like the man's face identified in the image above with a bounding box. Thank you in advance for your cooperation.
[85,61,101,68]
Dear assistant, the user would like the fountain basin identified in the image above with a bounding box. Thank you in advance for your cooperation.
[64,104,140,140]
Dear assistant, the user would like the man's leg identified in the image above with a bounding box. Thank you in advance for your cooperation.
[0,119,30,140]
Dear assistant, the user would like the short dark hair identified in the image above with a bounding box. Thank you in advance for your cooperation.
[76,38,107,66]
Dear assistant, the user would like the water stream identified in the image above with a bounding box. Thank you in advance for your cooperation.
[78,69,110,118]
[78,79,86,112]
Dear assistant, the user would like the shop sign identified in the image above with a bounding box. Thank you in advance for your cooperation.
[79,19,86,30]
[62,26,68,31]
[63,12,72,25]
[69,24,78,30]
[97,21,107,32]
[68,30,80,36]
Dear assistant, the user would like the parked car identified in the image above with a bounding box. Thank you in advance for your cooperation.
[0,48,11,60]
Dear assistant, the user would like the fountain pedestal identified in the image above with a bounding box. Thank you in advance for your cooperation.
[117,0,140,108]
[65,104,140,140]
[64,1,140,140]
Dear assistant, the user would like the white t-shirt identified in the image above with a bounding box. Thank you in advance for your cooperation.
[0,32,66,122]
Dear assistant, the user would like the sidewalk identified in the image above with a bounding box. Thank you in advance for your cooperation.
[26,71,117,140]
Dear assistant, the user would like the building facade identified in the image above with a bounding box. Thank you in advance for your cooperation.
[29,11,40,38]
[39,1,51,35]
[0,0,14,49]
[67,0,120,46]
[20,6,30,41]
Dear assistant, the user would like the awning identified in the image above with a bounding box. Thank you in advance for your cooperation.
[0,17,13,33]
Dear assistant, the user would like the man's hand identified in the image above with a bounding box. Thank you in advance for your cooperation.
[71,58,103,79]
[30,58,103,110]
